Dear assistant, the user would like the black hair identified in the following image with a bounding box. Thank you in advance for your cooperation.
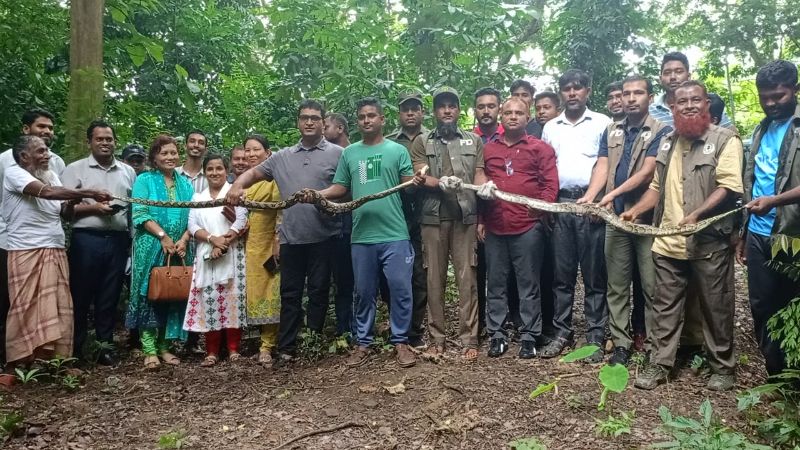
[474,87,502,104]
[708,93,725,120]
[534,91,561,108]
[558,69,592,91]
[355,97,383,115]
[510,79,535,96]
[185,129,207,143]
[297,99,326,119]
[621,74,654,95]
[674,80,708,96]
[661,51,690,73]
[755,60,799,90]
[11,135,41,164]
[243,134,271,150]
[326,113,349,136]
[202,153,229,171]
[604,81,623,97]
[21,108,54,127]
[86,119,116,140]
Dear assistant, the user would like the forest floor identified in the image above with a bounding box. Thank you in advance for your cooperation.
[1,265,770,450]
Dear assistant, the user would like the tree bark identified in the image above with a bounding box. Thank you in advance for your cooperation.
[64,0,105,163]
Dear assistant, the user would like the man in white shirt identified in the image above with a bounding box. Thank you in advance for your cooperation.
[540,69,612,360]
[0,108,65,366]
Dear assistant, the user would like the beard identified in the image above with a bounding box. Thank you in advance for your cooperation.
[32,168,55,184]
[673,109,712,140]
[436,121,459,139]
[766,97,798,120]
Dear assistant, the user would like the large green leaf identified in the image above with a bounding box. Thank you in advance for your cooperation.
[598,364,629,393]
[559,345,600,363]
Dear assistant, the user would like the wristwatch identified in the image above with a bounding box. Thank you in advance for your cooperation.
[157,231,166,240]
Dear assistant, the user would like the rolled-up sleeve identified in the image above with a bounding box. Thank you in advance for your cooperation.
[230,206,248,232]
[715,138,744,193]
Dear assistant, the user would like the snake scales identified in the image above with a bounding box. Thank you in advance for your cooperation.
[114,169,740,237]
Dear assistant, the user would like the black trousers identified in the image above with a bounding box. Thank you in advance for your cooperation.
[69,229,130,357]
[331,235,354,336]
[277,239,334,354]
[746,231,800,375]
[0,249,8,364]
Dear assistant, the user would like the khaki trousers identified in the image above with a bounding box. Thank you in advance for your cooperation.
[651,250,736,374]
[422,221,479,348]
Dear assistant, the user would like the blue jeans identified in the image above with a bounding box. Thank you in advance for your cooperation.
[351,240,414,347]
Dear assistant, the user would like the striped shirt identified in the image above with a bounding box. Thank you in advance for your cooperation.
[176,165,208,193]
[649,93,734,130]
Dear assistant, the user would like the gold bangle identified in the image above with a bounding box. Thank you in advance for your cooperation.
[36,184,47,197]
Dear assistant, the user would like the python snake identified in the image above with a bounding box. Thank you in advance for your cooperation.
[114,168,740,237]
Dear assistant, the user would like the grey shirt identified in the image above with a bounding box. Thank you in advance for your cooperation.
[61,155,136,231]
[255,138,343,245]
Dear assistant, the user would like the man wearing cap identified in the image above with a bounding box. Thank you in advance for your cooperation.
[386,91,429,347]
[61,120,136,366]
[410,87,488,360]
[121,144,148,175]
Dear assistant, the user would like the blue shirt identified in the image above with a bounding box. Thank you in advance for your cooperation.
[598,122,671,214]
[749,118,792,236]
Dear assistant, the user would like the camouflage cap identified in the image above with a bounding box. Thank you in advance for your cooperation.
[432,86,460,105]
[398,91,424,106]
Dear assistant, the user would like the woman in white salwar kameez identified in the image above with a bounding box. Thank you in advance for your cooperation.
[182,155,248,366]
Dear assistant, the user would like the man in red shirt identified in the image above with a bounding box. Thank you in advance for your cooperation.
[477,97,559,358]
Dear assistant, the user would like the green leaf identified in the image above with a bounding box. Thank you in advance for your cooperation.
[109,6,127,23]
[175,64,189,79]
[559,345,600,363]
[529,381,556,399]
[598,364,629,393]
[145,42,164,63]
[126,44,146,67]
[699,399,713,428]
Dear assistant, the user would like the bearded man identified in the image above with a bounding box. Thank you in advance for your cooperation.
[2,136,111,366]
[622,80,743,391]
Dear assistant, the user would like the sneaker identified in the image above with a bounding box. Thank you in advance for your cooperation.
[540,337,573,359]
[271,353,294,369]
[408,337,426,350]
[584,341,605,364]
[345,346,370,368]
[707,373,735,391]
[487,338,508,358]
[634,363,669,390]
[395,344,416,368]
[608,346,631,366]
[518,341,537,359]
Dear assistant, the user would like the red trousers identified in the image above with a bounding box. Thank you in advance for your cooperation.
[205,328,241,356]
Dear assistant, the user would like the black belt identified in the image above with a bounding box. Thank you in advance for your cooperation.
[558,187,588,199]
[72,228,130,238]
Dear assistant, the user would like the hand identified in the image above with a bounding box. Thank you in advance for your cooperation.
[746,196,775,216]
[735,236,747,265]
[575,194,593,205]
[221,205,236,223]
[476,223,486,242]
[620,209,638,222]
[92,190,114,202]
[208,235,229,251]
[226,184,244,206]
[598,193,615,208]
[94,202,116,216]
[412,168,426,186]
[210,246,225,260]
[272,235,281,262]
[678,212,699,226]
[160,236,176,255]
[438,176,462,193]
[476,180,497,200]
[175,238,187,258]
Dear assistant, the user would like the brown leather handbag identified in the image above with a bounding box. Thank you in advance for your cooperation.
[147,254,192,302]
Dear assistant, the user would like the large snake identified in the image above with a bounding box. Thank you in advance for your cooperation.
[114,168,740,237]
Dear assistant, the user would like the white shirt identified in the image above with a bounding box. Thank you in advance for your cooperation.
[0,149,66,249]
[61,154,136,231]
[542,108,611,190]
[2,165,65,250]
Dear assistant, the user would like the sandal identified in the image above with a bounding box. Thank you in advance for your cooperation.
[201,355,218,367]
[144,355,160,370]
[228,352,241,362]
[462,348,479,361]
[257,351,273,365]
[159,352,181,366]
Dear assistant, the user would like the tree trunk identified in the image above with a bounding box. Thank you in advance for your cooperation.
[64,0,105,163]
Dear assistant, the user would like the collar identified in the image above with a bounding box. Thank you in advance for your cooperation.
[474,123,504,138]
[496,132,529,148]
[431,127,465,141]
[392,126,428,141]
[177,165,204,180]
[293,137,330,152]
[555,108,595,126]
[758,103,800,131]
[88,154,118,169]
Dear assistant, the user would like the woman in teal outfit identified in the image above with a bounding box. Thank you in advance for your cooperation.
[125,134,194,369]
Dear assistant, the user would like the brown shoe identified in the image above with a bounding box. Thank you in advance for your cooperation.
[396,344,416,368]
[345,346,371,368]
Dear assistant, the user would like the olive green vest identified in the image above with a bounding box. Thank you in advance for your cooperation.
[653,125,742,258]
[742,105,800,237]
[419,129,480,225]
[605,115,668,224]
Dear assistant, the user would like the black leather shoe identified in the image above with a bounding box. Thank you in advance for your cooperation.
[96,351,119,367]
[608,346,631,366]
[487,338,508,357]
[518,341,537,359]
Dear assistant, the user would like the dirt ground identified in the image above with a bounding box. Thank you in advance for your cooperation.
[2,265,769,450]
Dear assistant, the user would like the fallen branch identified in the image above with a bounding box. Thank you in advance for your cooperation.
[271,421,364,450]
[440,381,466,397]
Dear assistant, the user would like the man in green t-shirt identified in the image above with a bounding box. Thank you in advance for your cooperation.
[309,97,424,369]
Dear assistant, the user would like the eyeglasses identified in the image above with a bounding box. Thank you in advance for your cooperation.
[299,115,323,123]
